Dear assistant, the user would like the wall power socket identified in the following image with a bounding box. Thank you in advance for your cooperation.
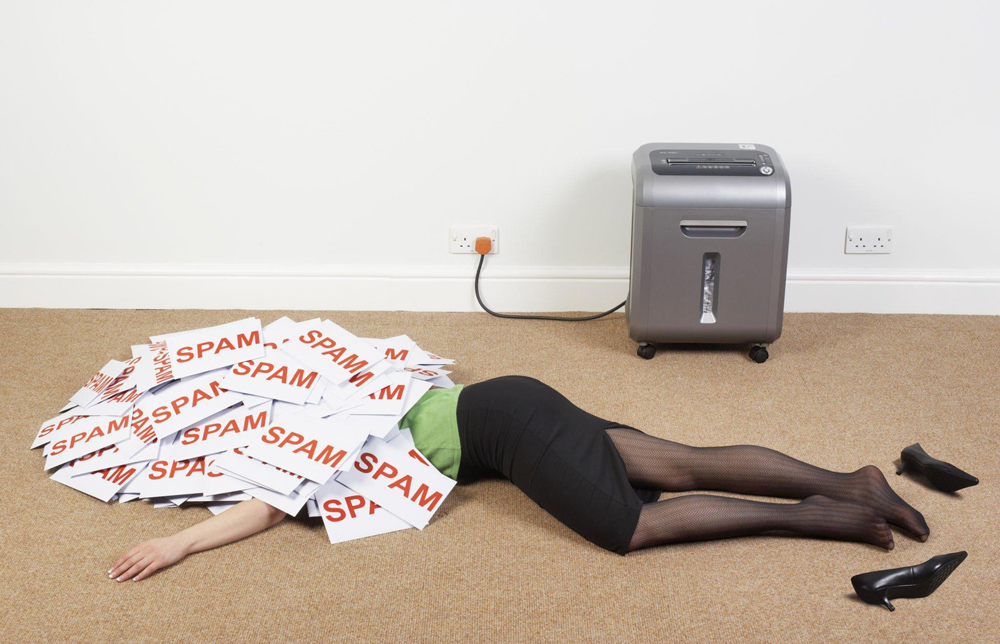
[450,226,498,254]
[846,226,892,254]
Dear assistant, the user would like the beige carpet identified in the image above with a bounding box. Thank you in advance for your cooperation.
[1,309,997,642]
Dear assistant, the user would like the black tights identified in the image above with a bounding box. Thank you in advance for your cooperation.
[605,428,929,552]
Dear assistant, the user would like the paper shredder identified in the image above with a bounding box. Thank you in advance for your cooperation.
[626,143,791,363]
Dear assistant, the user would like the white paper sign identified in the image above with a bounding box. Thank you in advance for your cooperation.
[75,387,144,417]
[138,454,248,498]
[129,370,243,442]
[211,447,305,495]
[304,378,327,405]
[171,402,270,461]
[281,320,383,385]
[316,479,412,543]
[213,491,252,503]
[155,318,265,379]
[262,316,303,346]
[270,400,311,423]
[131,341,176,392]
[44,414,132,470]
[404,365,451,381]
[381,425,402,443]
[321,356,398,404]
[294,400,338,419]
[94,356,144,401]
[338,437,456,529]
[222,347,321,404]
[248,479,319,516]
[368,335,418,367]
[32,411,92,449]
[242,416,369,484]
[330,413,401,440]
[323,373,391,406]
[428,374,456,389]
[350,372,416,416]
[51,460,148,502]
[69,359,126,408]
[68,432,158,475]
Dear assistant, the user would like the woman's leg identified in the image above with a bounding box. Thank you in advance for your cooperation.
[606,428,929,539]
[627,494,895,552]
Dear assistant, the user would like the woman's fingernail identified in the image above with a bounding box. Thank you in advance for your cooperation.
[117,577,122,582]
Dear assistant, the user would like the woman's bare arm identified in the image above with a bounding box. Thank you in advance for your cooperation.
[108,498,287,582]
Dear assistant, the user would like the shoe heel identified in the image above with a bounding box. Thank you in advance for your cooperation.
[875,590,895,612]
[852,577,897,612]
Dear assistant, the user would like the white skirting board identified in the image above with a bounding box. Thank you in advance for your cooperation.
[1,264,998,315]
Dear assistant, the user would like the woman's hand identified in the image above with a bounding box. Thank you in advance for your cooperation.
[109,536,188,582]
[105,499,286,583]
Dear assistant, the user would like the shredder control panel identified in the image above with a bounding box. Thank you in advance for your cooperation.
[650,148,775,177]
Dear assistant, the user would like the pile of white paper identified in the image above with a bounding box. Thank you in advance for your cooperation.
[30,316,460,544]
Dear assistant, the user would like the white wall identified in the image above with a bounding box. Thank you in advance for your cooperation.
[2,1,998,313]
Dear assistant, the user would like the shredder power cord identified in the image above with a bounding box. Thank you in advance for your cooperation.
[473,237,626,322]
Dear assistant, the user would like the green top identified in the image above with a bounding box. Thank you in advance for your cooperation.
[399,385,464,481]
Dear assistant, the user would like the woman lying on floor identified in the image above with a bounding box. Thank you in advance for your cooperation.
[110,376,930,582]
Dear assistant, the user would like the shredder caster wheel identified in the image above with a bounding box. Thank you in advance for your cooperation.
[637,343,656,360]
[749,346,769,363]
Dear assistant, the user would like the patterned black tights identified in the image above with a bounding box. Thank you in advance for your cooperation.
[605,428,928,552]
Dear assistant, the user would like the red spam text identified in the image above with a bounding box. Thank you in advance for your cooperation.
[180,408,268,445]
[353,452,443,512]
[48,416,129,456]
[230,360,318,389]
[405,367,439,378]
[38,414,88,440]
[407,448,430,466]
[148,457,223,480]
[175,331,261,364]
[261,426,347,469]
[84,368,117,394]
[102,387,142,406]
[77,444,119,462]
[322,494,386,522]
[345,369,375,389]
[150,341,174,384]
[385,347,408,362]
[95,463,140,486]
[99,357,141,400]
[131,405,157,444]
[368,384,404,401]
[232,447,303,478]
[150,379,228,424]
[296,329,369,374]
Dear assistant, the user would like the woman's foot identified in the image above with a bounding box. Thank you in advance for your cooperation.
[797,495,895,550]
[845,465,930,541]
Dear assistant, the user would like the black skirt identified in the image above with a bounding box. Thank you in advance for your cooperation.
[455,376,659,555]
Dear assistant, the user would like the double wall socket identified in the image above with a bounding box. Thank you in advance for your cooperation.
[846,226,892,254]
[450,226,498,254]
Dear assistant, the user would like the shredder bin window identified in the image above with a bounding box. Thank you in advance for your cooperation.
[701,253,719,324]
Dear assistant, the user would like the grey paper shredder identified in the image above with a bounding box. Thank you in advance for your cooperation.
[626,143,791,363]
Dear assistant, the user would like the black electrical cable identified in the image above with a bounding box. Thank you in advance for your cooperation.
[474,254,626,322]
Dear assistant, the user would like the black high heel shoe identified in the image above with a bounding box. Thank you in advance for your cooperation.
[896,443,979,493]
[851,551,967,611]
